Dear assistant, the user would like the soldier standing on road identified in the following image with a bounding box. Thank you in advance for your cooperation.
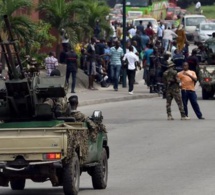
[177,62,205,120]
[163,61,190,120]
[65,46,78,93]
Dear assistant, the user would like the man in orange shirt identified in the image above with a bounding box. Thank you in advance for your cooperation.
[177,62,205,119]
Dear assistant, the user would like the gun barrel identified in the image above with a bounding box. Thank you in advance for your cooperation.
[3,15,24,79]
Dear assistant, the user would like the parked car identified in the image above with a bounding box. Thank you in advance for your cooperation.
[182,15,207,41]
[194,23,215,43]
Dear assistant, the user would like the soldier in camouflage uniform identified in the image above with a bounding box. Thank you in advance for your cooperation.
[68,95,107,141]
[163,62,190,120]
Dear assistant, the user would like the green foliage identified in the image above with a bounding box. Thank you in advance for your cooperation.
[76,0,111,40]
[26,21,56,55]
[0,0,34,41]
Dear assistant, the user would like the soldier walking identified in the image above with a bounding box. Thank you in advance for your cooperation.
[163,61,190,120]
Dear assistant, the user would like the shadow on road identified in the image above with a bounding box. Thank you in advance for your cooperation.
[0,187,94,195]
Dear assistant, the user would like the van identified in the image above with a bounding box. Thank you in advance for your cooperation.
[133,18,158,33]
[182,15,206,41]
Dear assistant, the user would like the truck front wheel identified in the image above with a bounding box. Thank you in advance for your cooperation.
[91,149,108,189]
[63,152,80,195]
[10,179,25,190]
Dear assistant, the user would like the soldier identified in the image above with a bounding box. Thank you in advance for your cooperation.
[68,95,107,140]
[163,61,190,120]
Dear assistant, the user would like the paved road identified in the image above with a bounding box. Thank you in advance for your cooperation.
[1,87,215,195]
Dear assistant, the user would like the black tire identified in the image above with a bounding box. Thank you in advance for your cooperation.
[10,179,25,190]
[202,88,210,100]
[91,149,108,189]
[63,152,80,195]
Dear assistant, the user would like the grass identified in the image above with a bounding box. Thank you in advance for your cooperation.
[187,4,215,19]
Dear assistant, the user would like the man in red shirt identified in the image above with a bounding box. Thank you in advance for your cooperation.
[145,24,155,41]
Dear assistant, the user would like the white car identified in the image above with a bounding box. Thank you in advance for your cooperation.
[133,18,158,33]
[182,14,206,41]
[194,23,215,43]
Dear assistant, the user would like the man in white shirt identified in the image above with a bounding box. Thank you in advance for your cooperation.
[110,22,116,40]
[128,26,136,38]
[45,52,58,76]
[157,22,164,41]
[162,27,178,52]
[195,1,201,12]
[123,46,139,94]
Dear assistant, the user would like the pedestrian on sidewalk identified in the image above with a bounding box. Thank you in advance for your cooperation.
[123,46,139,95]
[163,61,189,120]
[65,46,78,93]
[86,38,97,90]
[143,43,154,86]
[44,52,58,76]
[177,62,205,119]
[110,41,124,91]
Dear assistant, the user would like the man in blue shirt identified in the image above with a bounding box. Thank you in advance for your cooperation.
[140,31,150,51]
[143,44,154,86]
[110,41,124,91]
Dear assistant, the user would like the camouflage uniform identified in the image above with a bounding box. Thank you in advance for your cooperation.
[70,110,99,141]
[163,67,186,118]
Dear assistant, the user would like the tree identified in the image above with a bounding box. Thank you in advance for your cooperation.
[0,0,34,42]
[78,0,111,40]
[38,0,86,57]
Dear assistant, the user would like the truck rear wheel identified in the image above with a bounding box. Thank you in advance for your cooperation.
[91,149,108,189]
[63,152,80,195]
[10,179,25,190]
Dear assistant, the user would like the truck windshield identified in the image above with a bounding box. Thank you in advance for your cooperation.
[186,17,206,27]
[126,0,150,7]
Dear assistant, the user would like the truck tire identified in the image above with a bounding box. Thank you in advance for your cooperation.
[10,179,25,190]
[202,88,210,100]
[63,152,80,195]
[91,149,108,189]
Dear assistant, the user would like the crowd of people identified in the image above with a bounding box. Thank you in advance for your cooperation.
[43,20,208,120]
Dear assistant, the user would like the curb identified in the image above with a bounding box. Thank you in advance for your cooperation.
[79,93,158,107]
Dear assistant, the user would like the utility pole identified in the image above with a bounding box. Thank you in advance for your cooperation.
[122,0,127,88]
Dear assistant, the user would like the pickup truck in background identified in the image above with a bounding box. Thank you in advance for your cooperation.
[199,65,215,99]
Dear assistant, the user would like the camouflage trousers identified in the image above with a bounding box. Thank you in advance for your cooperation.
[166,89,186,117]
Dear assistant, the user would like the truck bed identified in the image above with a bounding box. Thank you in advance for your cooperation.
[0,120,86,162]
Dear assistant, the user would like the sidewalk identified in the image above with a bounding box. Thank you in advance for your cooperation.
[66,69,159,106]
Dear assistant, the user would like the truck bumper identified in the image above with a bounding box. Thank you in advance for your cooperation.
[0,160,62,171]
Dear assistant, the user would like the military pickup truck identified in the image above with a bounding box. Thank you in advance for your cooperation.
[0,112,109,195]
[198,38,215,99]
[0,14,109,195]
[199,65,215,99]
